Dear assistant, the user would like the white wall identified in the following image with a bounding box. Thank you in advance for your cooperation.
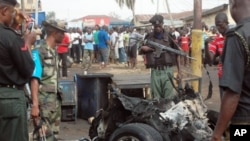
[67,21,83,30]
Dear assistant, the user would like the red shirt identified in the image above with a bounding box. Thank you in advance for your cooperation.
[208,34,224,78]
[179,36,189,52]
[57,33,70,54]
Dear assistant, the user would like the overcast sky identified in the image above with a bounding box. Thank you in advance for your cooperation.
[23,0,229,21]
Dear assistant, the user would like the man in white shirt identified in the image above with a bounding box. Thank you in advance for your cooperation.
[118,28,127,64]
[110,27,119,64]
[170,26,180,40]
[71,28,81,63]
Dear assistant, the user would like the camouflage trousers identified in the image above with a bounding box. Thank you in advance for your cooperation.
[39,91,61,140]
[82,49,94,71]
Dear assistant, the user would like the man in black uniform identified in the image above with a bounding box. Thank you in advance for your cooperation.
[0,0,35,141]
[139,14,181,100]
[211,0,250,141]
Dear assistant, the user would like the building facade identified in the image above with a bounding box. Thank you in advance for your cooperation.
[17,0,42,13]
[183,4,235,28]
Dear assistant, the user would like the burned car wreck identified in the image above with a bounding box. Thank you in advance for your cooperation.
[89,84,215,141]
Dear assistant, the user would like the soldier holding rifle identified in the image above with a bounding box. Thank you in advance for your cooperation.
[139,14,182,100]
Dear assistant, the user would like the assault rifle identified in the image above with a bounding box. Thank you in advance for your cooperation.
[24,84,48,141]
[144,40,196,60]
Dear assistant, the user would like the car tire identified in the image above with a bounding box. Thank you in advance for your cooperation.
[108,123,163,141]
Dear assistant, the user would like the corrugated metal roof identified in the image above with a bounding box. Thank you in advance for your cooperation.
[183,4,228,21]
[70,15,129,23]
[135,11,193,22]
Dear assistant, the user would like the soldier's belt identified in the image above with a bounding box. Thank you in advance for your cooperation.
[0,84,24,90]
[40,85,56,93]
[152,65,173,70]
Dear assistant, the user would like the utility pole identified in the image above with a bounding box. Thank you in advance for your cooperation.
[193,0,202,29]
[156,0,159,14]
[165,0,174,26]
[191,0,202,92]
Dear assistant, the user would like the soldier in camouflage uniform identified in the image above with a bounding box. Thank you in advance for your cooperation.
[30,20,65,140]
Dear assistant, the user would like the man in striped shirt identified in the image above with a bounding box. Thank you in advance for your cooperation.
[206,12,229,98]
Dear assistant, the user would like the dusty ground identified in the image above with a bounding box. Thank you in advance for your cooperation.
[30,55,221,140]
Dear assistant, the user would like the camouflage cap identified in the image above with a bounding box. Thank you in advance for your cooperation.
[149,14,164,25]
[0,0,17,6]
[42,20,66,32]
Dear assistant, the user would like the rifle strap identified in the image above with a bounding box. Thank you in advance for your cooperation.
[234,31,250,68]
[204,65,213,101]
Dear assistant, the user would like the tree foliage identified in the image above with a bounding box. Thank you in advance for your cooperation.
[115,0,136,25]
[115,0,135,10]
[115,0,154,25]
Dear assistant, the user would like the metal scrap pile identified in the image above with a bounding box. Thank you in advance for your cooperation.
[89,84,214,141]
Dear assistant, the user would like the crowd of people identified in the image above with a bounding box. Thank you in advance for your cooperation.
[60,25,147,71]
[55,21,213,76]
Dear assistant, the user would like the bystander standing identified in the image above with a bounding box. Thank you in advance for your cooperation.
[205,12,229,99]
[0,0,35,140]
[211,0,250,140]
[82,27,94,72]
[98,25,111,69]
[58,29,70,79]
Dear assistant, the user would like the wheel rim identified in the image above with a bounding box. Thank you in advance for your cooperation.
[116,136,140,141]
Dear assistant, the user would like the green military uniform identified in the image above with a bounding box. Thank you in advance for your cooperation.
[140,15,179,100]
[150,66,174,99]
[145,31,177,100]
[38,41,61,140]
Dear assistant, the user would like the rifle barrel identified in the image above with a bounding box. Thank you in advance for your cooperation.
[146,40,196,60]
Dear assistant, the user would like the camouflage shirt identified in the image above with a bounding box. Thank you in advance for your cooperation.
[38,41,58,93]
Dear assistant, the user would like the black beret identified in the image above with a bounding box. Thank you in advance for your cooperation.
[149,14,164,25]
[0,0,17,6]
[42,20,66,32]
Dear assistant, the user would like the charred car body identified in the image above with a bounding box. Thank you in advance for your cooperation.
[89,84,215,141]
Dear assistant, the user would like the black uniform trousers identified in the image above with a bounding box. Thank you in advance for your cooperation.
[58,53,68,77]
[0,87,28,141]
[71,44,81,63]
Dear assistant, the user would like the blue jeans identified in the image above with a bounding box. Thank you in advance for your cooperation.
[118,47,127,63]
